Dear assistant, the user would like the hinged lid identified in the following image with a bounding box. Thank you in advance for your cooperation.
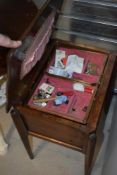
[0,0,39,76]
[10,0,63,79]
[7,0,63,111]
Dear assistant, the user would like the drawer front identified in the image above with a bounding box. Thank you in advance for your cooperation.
[18,106,87,152]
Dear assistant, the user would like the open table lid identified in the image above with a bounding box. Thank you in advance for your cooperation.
[0,0,39,76]
[6,0,63,111]
[9,0,63,79]
[0,0,39,39]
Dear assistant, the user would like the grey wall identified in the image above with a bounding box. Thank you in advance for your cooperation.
[102,97,117,175]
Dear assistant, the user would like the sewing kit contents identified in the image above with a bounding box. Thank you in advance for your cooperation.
[55,50,66,68]
[54,95,69,106]
[73,83,94,94]
[28,46,107,122]
[28,73,94,121]
[65,54,84,74]
[47,48,106,84]
[49,49,85,78]
[32,81,71,107]
[48,66,69,77]
[32,83,53,107]
[85,62,99,75]
[39,83,55,94]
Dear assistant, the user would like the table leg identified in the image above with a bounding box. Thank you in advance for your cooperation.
[11,109,34,159]
[85,133,96,175]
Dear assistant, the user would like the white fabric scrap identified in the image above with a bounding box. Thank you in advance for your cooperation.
[73,83,84,92]
[65,55,84,75]
[48,66,69,77]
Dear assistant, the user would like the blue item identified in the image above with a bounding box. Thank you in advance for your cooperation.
[54,95,68,106]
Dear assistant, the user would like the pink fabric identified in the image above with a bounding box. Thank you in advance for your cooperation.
[20,11,55,79]
[47,47,107,83]
[28,48,107,122]
[28,74,94,122]
[57,47,107,75]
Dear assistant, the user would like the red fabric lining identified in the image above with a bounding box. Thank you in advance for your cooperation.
[28,47,107,122]
[28,74,93,121]
[47,47,107,83]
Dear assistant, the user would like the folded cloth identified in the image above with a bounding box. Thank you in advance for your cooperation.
[65,55,84,75]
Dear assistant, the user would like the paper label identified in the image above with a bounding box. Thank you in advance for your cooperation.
[39,83,55,94]
[55,50,66,68]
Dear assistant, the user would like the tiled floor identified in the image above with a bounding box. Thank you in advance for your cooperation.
[0,96,116,175]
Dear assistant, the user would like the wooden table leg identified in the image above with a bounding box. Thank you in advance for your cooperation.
[11,109,34,159]
[85,133,96,175]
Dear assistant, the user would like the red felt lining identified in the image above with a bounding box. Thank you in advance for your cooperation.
[28,47,107,123]
[47,47,107,83]
[28,74,94,121]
